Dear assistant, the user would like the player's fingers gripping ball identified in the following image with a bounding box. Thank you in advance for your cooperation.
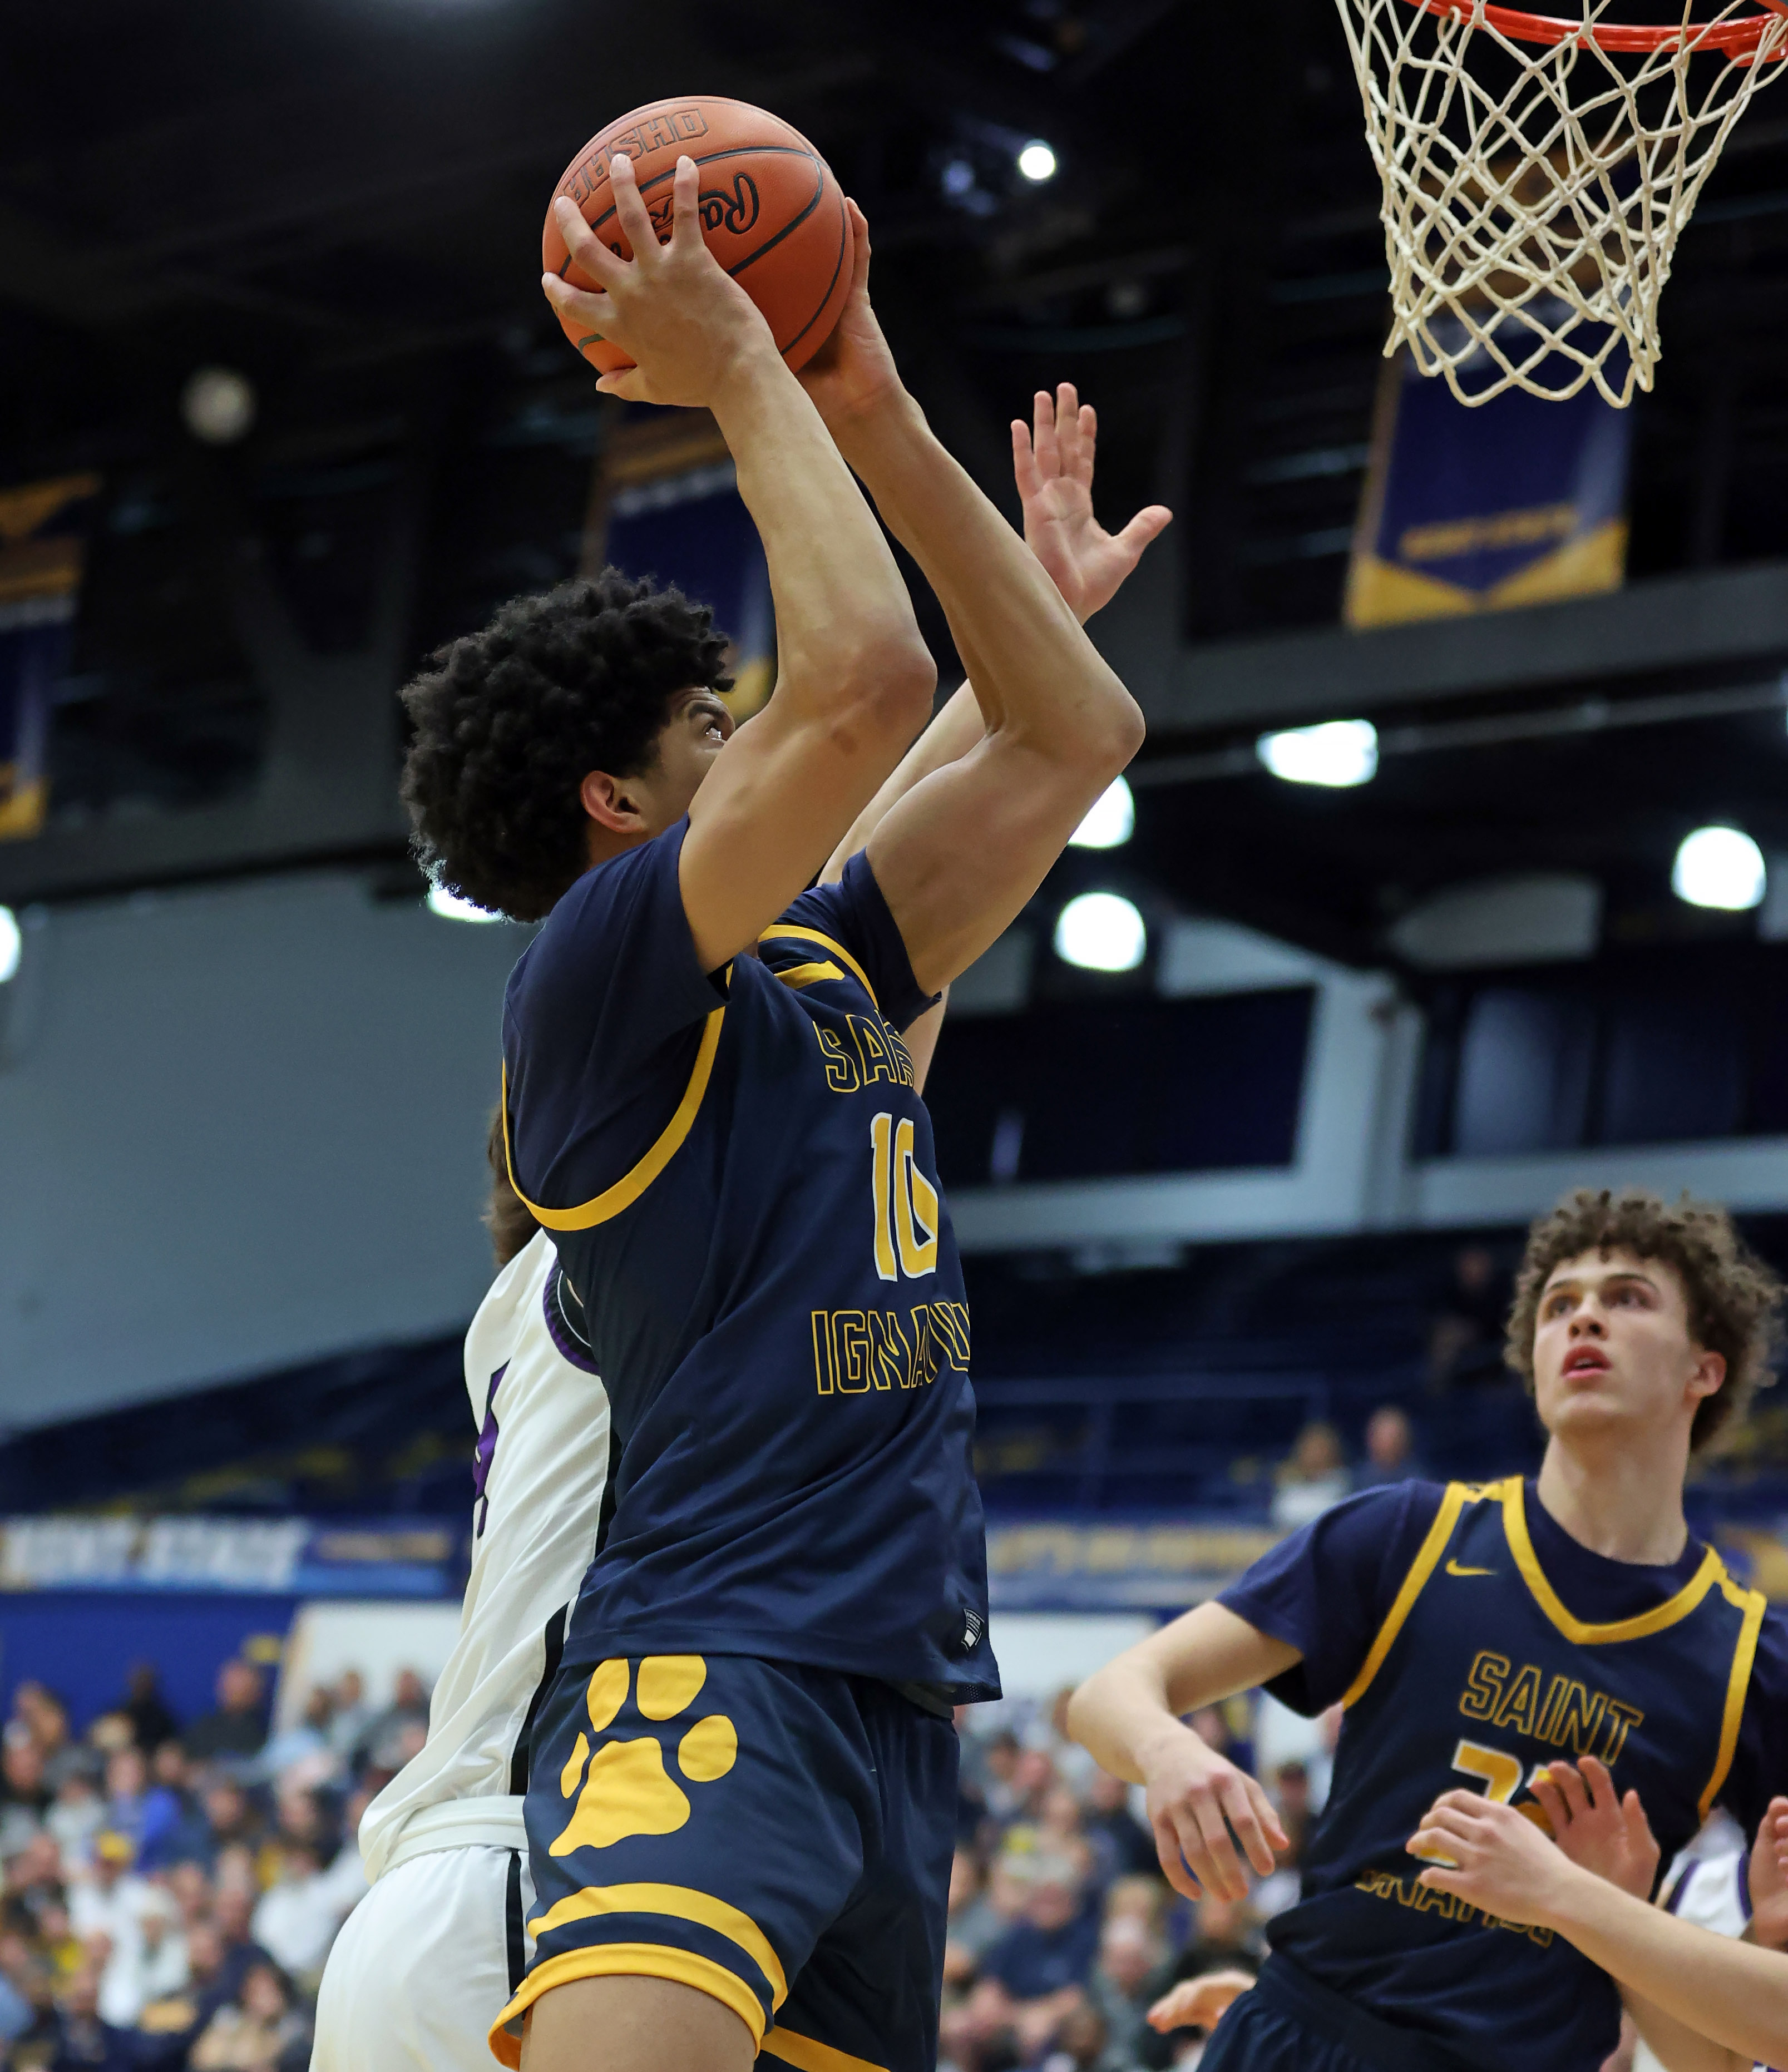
[543,96,852,378]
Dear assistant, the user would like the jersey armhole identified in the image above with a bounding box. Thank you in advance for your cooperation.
[1341,1481,1474,1708]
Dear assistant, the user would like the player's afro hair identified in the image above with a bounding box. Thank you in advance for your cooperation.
[1505,1188,1784,1454]
[399,569,732,921]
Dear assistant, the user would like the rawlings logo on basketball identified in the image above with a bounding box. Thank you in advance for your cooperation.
[566,106,710,205]
[700,172,760,236]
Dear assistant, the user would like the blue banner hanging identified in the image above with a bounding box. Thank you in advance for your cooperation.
[0,473,99,839]
[1345,343,1630,628]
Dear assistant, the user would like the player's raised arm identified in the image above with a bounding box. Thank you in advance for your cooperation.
[797,212,1159,994]
[1065,1602,1296,1904]
[544,159,934,973]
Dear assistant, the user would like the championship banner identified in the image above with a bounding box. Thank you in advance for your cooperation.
[1345,344,1631,628]
[0,472,99,839]
[588,411,775,719]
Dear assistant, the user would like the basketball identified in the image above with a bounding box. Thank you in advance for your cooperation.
[542,96,852,377]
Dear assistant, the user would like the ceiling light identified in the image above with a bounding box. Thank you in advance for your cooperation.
[1672,825,1766,912]
[427,882,504,924]
[0,907,18,985]
[1055,891,1146,972]
[942,158,976,197]
[180,367,257,446]
[1068,776,1134,850]
[1017,140,1059,183]
[1256,718,1379,788]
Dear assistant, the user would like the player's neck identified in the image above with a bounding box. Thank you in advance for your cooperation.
[1534,1436,1691,1566]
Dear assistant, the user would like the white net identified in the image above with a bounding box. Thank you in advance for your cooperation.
[1336,0,1788,404]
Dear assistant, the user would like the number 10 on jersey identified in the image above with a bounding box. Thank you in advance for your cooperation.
[871,1112,939,1280]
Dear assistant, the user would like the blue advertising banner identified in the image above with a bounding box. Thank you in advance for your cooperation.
[0,473,98,839]
[1345,345,1630,628]
[0,1515,462,1598]
[596,412,774,719]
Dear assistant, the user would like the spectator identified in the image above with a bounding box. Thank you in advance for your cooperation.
[102,1748,150,1856]
[1084,1771,1156,1881]
[1271,1421,1350,1529]
[972,1857,1101,2060]
[47,1961,135,2071]
[121,1665,180,1756]
[185,1663,268,1764]
[324,1672,371,1771]
[201,1781,264,1863]
[359,1670,429,1775]
[1354,1405,1425,1489]
[190,1956,308,2070]
[1086,1913,1164,2065]
[944,1848,1005,1985]
[14,1684,76,1784]
[256,1689,335,1785]
[68,1833,153,2025]
[1047,2001,1122,2072]
[138,1743,211,1872]
[0,1728,52,1858]
[46,1767,105,1868]
[1426,1240,1512,1389]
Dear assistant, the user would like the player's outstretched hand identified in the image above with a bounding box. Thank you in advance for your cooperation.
[1529,1757,1659,1900]
[1014,383,1172,624]
[1407,1789,1574,1927]
[1749,1796,1788,1950]
[1147,1969,1256,2034]
[797,201,904,433]
[542,156,774,408]
[1144,1724,1288,1903]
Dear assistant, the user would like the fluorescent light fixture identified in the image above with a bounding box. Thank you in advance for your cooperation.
[1257,718,1379,789]
[427,881,503,924]
[1055,891,1146,972]
[1017,140,1058,183]
[1068,776,1135,850]
[0,906,18,984]
[1672,825,1766,912]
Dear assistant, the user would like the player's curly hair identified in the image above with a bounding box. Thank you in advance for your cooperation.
[1505,1188,1784,1453]
[399,570,733,921]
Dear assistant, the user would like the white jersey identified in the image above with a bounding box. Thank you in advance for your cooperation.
[358,1230,609,1881]
[1634,1838,1749,2072]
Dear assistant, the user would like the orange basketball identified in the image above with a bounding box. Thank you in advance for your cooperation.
[542,96,851,378]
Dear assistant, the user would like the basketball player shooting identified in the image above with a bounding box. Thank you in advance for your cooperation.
[397,150,1165,2072]
[1069,1188,1788,2072]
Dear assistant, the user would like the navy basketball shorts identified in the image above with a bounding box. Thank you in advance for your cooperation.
[490,1650,959,2072]
[1201,1957,1483,2072]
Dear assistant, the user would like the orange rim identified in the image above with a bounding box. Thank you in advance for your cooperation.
[1401,0,1788,51]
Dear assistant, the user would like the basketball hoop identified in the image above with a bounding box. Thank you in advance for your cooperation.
[1337,0,1788,404]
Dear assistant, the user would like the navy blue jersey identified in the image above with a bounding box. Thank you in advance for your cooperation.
[500,821,998,1701]
[1220,1476,1771,2072]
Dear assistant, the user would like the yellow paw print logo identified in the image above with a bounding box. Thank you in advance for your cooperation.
[549,1655,738,1856]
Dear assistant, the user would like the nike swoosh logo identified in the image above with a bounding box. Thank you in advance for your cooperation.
[1446,1560,1497,1578]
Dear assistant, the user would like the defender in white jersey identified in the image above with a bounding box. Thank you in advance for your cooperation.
[313,1220,609,2072]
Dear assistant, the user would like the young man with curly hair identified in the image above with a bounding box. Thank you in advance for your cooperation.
[398,153,1165,2072]
[1069,1187,1788,2072]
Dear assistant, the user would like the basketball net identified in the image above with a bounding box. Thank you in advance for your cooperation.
[1336,0,1788,404]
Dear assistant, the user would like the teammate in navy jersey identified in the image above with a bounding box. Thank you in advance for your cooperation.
[398,150,1168,2072]
[1070,1189,1788,2072]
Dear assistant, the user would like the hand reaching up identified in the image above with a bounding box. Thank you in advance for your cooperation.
[1529,1758,1660,1901]
[1013,383,1172,623]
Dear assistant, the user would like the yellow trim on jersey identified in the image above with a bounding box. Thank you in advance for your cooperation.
[487,1942,765,2065]
[759,924,877,1011]
[500,1008,724,1232]
[777,959,847,991]
[761,2027,891,2072]
[1501,1480,1725,1644]
[525,1880,787,2006]
[1342,1480,1474,1707]
[1700,1579,1767,1819]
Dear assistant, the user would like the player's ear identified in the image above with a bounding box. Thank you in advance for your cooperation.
[579,768,649,835]
[1686,1346,1726,1403]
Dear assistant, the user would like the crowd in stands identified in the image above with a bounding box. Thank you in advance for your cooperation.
[941,1689,1334,2072]
[0,1657,428,2069]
